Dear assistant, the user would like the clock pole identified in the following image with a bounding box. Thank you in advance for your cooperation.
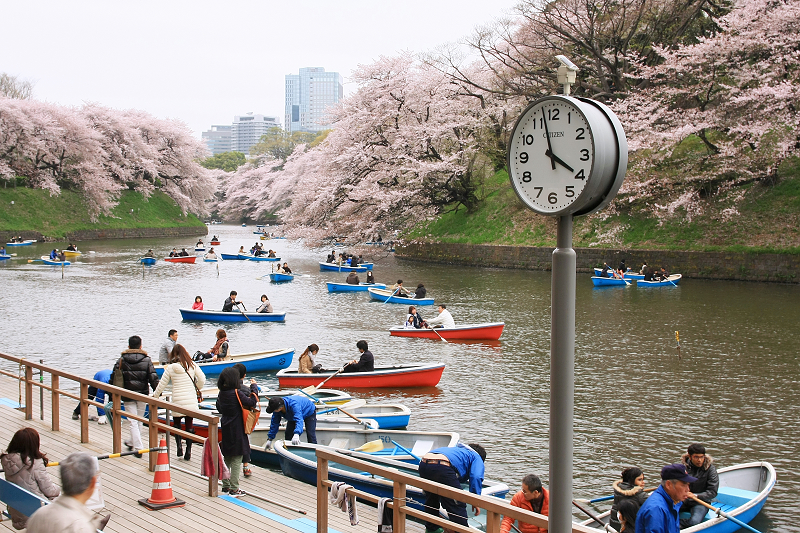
[550,214,575,533]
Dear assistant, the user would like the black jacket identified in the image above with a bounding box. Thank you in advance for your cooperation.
[222,297,237,312]
[216,384,258,462]
[414,286,427,299]
[682,453,719,504]
[343,350,374,373]
[609,480,648,531]
[113,349,158,399]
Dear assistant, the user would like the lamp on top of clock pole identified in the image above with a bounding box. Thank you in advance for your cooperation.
[506,56,628,533]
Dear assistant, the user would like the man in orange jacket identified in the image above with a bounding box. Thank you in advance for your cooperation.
[501,474,550,533]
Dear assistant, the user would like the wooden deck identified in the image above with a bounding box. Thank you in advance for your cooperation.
[0,375,423,533]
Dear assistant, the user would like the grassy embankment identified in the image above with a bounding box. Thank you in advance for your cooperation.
[0,188,205,239]
[408,147,800,254]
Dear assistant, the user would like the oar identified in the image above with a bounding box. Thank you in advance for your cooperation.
[575,486,657,504]
[572,500,617,532]
[335,403,375,428]
[689,495,763,533]
[390,440,421,462]
[317,399,366,415]
[235,302,252,323]
[352,440,384,453]
[668,275,679,287]
[301,364,348,395]
[429,326,449,343]
[383,287,401,304]
[28,258,43,263]
[46,446,166,466]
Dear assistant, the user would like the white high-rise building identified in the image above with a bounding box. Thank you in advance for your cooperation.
[201,125,232,156]
[231,114,281,154]
[285,67,343,134]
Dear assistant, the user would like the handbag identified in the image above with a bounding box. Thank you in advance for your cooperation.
[112,357,124,388]
[235,389,260,434]
[184,365,203,403]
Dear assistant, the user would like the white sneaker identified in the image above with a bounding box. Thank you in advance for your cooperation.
[98,417,107,425]
[88,415,99,421]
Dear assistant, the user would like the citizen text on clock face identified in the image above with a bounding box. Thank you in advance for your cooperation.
[510,99,595,213]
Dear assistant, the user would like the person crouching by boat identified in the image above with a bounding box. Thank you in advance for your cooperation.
[500,473,549,533]
[222,290,241,312]
[365,271,375,284]
[298,344,321,373]
[153,344,206,461]
[609,466,647,532]
[680,443,718,529]
[192,296,204,310]
[264,395,318,450]
[414,283,427,299]
[256,294,273,313]
[426,304,455,329]
[342,340,374,373]
[215,367,258,496]
[346,271,360,284]
[635,463,696,533]
[419,442,487,532]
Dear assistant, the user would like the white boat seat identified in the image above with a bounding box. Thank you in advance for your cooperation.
[328,438,350,449]
[411,440,435,456]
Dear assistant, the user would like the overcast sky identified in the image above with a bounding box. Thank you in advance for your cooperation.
[1,0,519,136]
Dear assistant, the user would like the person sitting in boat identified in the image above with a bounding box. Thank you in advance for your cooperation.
[179,248,190,257]
[264,395,318,450]
[326,251,335,263]
[342,340,374,373]
[608,466,648,532]
[405,306,425,329]
[635,463,696,533]
[57,251,66,261]
[196,239,204,247]
[49,249,58,260]
[658,267,670,280]
[418,442,487,532]
[391,280,412,297]
[169,248,179,257]
[618,259,627,273]
[238,246,247,255]
[639,261,648,275]
[500,473,549,533]
[194,328,229,362]
[346,271,360,285]
[365,271,375,284]
[279,262,292,274]
[350,254,359,267]
[212,235,219,241]
[66,243,77,251]
[297,343,321,374]
[616,499,639,533]
[268,249,277,258]
[414,283,427,299]
[192,296,204,310]
[256,294,273,313]
[205,248,218,260]
[144,249,155,258]
[601,262,611,277]
[0,246,6,255]
[680,443,718,529]
[643,267,655,281]
[222,291,242,312]
[426,304,455,329]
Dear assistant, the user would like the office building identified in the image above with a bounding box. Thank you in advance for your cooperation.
[230,114,281,154]
[201,125,232,156]
[285,67,343,134]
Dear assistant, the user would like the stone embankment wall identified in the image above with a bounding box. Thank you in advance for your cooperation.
[397,243,800,283]
[0,226,206,243]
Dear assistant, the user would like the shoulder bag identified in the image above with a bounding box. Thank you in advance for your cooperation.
[235,389,260,434]
[112,357,124,388]
[184,365,203,403]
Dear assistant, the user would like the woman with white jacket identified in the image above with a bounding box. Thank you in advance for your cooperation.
[154,344,206,460]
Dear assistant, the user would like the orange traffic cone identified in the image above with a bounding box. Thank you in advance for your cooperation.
[138,438,185,510]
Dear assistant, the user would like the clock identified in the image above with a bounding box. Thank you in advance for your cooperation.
[507,95,627,217]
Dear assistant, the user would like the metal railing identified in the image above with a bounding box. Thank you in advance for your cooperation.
[315,448,598,533]
[0,351,220,496]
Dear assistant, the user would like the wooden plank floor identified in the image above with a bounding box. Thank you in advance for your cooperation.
[0,375,424,533]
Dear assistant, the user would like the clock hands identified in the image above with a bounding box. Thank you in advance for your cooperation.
[544,149,574,173]
[541,110,557,170]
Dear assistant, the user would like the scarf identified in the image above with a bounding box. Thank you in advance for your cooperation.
[210,337,227,355]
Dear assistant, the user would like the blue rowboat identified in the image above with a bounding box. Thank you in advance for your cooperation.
[179,308,286,322]
[272,441,509,503]
[316,403,411,430]
[593,267,645,280]
[0,254,12,261]
[199,387,354,405]
[139,257,156,265]
[6,240,35,247]
[156,348,293,378]
[195,247,205,252]
[327,282,386,292]
[367,287,435,305]
[269,273,294,282]
[220,253,244,260]
[360,263,374,271]
[636,274,682,287]
[319,262,367,273]
[249,427,459,467]
[579,462,776,533]
[41,256,70,266]
[249,255,280,262]
[203,257,221,262]
[591,276,629,287]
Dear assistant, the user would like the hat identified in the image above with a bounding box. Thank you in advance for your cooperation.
[661,463,698,483]
[266,397,284,413]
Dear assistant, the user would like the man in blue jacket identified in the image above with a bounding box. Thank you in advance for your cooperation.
[71,369,112,424]
[264,396,318,449]
[418,442,487,533]
[636,463,697,533]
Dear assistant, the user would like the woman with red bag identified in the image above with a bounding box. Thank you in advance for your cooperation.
[215,367,258,496]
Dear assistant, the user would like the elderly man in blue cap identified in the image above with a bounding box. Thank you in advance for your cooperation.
[635,463,697,533]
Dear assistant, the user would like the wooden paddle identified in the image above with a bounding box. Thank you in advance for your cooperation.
[27,258,43,263]
[235,301,252,323]
[335,403,376,429]
[429,326,449,343]
[572,500,617,532]
[301,364,348,395]
[575,486,657,504]
[352,440,384,453]
[689,495,762,533]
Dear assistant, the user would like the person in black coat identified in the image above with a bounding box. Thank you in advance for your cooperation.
[112,335,158,453]
[608,466,648,532]
[215,367,258,496]
[414,283,427,299]
[681,443,719,528]
[342,340,374,373]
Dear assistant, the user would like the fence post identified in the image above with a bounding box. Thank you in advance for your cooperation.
[51,374,59,431]
[148,399,158,472]
[486,510,502,533]
[317,454,329,533]
[208,420,219,496]
[112,394,122,454]
[39,360,44,420]
[24,365,33,420]
[80,383,89,443]
[393,481,406,533]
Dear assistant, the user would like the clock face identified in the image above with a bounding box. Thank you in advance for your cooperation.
[509,97,595,215]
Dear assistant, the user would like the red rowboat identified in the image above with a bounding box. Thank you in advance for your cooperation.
[164,256,196,264]
[276,363,445,389]
[389,322,505,341]
[210,241,221,245]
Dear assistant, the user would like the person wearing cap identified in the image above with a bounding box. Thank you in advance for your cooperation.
[418,442,487,533]
[680,444,719,528]
[263,396,318,450]
[635,464,696,533]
